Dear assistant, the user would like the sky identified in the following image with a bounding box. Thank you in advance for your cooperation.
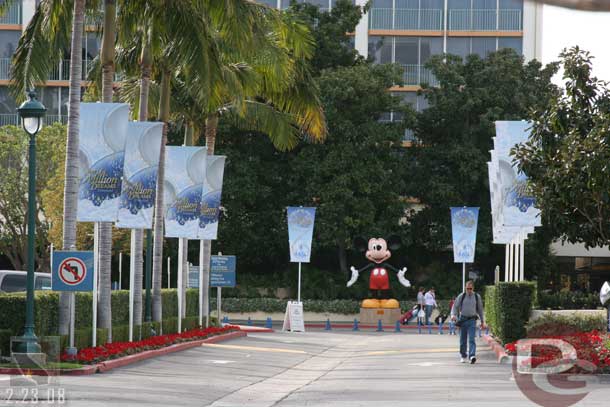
[542,5,610,85]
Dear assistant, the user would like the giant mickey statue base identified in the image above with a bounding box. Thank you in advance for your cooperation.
[347,237,410,324]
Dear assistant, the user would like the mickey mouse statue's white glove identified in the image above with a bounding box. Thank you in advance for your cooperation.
[398,267,411,287]
[347,266,359,287]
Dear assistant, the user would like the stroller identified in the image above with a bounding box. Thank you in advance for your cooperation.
[400,305,419,325]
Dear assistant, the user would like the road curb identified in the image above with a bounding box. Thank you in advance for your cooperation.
[0,331,246,376]
[97,331,247,373]
[482,334,509,363]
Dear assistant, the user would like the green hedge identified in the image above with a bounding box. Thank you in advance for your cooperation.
[0,289,208,354]
[537,291,602,310]
[486,282,536,345]
[209,297,453,315]
[526,312,607,337]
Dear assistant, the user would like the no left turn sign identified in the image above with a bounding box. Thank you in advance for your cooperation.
[58,258,86,285]
[52,251,94,292]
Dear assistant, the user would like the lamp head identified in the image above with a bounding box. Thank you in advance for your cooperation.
[17,90,47,136]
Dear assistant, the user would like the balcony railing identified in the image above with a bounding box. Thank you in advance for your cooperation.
[0,1,22,25]
[0,114,69,127]
[448,9,522,31]
[402,64,438,87]
[369,8,443,31]
[1,58,123,82]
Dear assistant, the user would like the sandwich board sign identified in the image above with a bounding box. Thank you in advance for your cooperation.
[282,301,305,332]
[52,251,94,291]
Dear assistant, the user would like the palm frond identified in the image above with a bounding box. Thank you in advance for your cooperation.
[223,99,302,152]
[10,0,73,101]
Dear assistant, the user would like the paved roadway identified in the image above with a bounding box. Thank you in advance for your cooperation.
[1,329,609,407]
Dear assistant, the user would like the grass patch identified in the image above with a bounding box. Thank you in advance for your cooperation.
[0,362,83,370]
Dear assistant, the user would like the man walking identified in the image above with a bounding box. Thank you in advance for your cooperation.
[451,281,485,364]
[424,287,436,326]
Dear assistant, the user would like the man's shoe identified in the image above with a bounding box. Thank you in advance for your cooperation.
[470,356,476,364]
[460,357,466,363]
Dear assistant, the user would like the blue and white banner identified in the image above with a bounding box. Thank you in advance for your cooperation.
[77,103,129,222]
[450,207,479,263]
[198,155,226,240]
[287,207,316,263]
[494,121,541,228]
[164,146,207,238]
[116,122,163,229]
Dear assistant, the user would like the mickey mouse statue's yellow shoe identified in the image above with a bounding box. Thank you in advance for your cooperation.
[380,299,400,309]
[361,299,381,308]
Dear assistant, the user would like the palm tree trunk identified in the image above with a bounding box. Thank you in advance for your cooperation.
[97,0,117,343]
[133,29,152,330]
[200,114,218,325]
[152,70,171,322]
[59,0,86,336]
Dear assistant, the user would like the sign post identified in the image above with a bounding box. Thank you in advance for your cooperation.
[286,207,316,331]
[52,250,95,351]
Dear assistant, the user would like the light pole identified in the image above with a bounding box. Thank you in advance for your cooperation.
[16,90,46,354]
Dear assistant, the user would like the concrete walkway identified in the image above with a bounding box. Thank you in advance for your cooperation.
[2,330,608,406]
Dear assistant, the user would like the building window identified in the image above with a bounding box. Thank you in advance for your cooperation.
[498,37,522,54]
[370,0,444,30]
[368,35,392,64]
[0,30,20,58]
[471,37,496,57]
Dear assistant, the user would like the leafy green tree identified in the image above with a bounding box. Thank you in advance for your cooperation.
[286,0,365,73]
[514,47,610,248]
[408,48,559,279]
[0,124,65,272]
[288,63,412,273]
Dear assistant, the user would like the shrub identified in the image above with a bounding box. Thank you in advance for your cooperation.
[489,282,536,344]
[0,329,11,358]
[484,286,497,332]
[526,312,607,338]
[537,291,602,310]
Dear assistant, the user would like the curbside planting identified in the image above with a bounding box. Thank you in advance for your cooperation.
[0,329,246,377]
[482,334,509,363]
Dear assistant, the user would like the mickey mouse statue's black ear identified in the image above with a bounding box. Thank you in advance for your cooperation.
[354,237,368,253]
[387,235,402,251]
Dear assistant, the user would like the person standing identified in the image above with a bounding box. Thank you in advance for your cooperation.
[451,280,486,364]
[417,287,425,312]
[424,287,437,325]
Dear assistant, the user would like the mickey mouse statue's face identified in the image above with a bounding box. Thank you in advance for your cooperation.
[366,238,391,264]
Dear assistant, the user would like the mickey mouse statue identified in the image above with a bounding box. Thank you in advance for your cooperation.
[347,236,410,309]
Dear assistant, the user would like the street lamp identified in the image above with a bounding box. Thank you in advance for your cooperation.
[15,90,46,356]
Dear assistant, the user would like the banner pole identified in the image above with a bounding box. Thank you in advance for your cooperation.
[462,263,465,293]
[119,251,122,290]
[520,238,525,281]
[129,229,136,342]
[217,286,222,324]
[177,238,184,333]
[167,256,170,288]
[199,240,204,327]
[504,244,509,282]
[298,262,302,303]
[92,222,99,347]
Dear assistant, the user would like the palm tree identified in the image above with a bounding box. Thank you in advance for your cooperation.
[11,0,88,336]
[96,0,117,343]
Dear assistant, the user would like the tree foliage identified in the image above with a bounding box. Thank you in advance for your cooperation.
[0,124,65,271]
[514,47,610,248]
[408,48,559,264]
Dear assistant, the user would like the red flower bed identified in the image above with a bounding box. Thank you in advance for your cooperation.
[504,330,610,374]
[61,325,240,364]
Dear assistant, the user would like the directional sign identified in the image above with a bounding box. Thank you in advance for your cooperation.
[52,251,94,291]
[210,255,236,287]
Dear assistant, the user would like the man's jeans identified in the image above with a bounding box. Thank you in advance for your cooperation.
[425,305,433,325]
[459,318,477,358]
